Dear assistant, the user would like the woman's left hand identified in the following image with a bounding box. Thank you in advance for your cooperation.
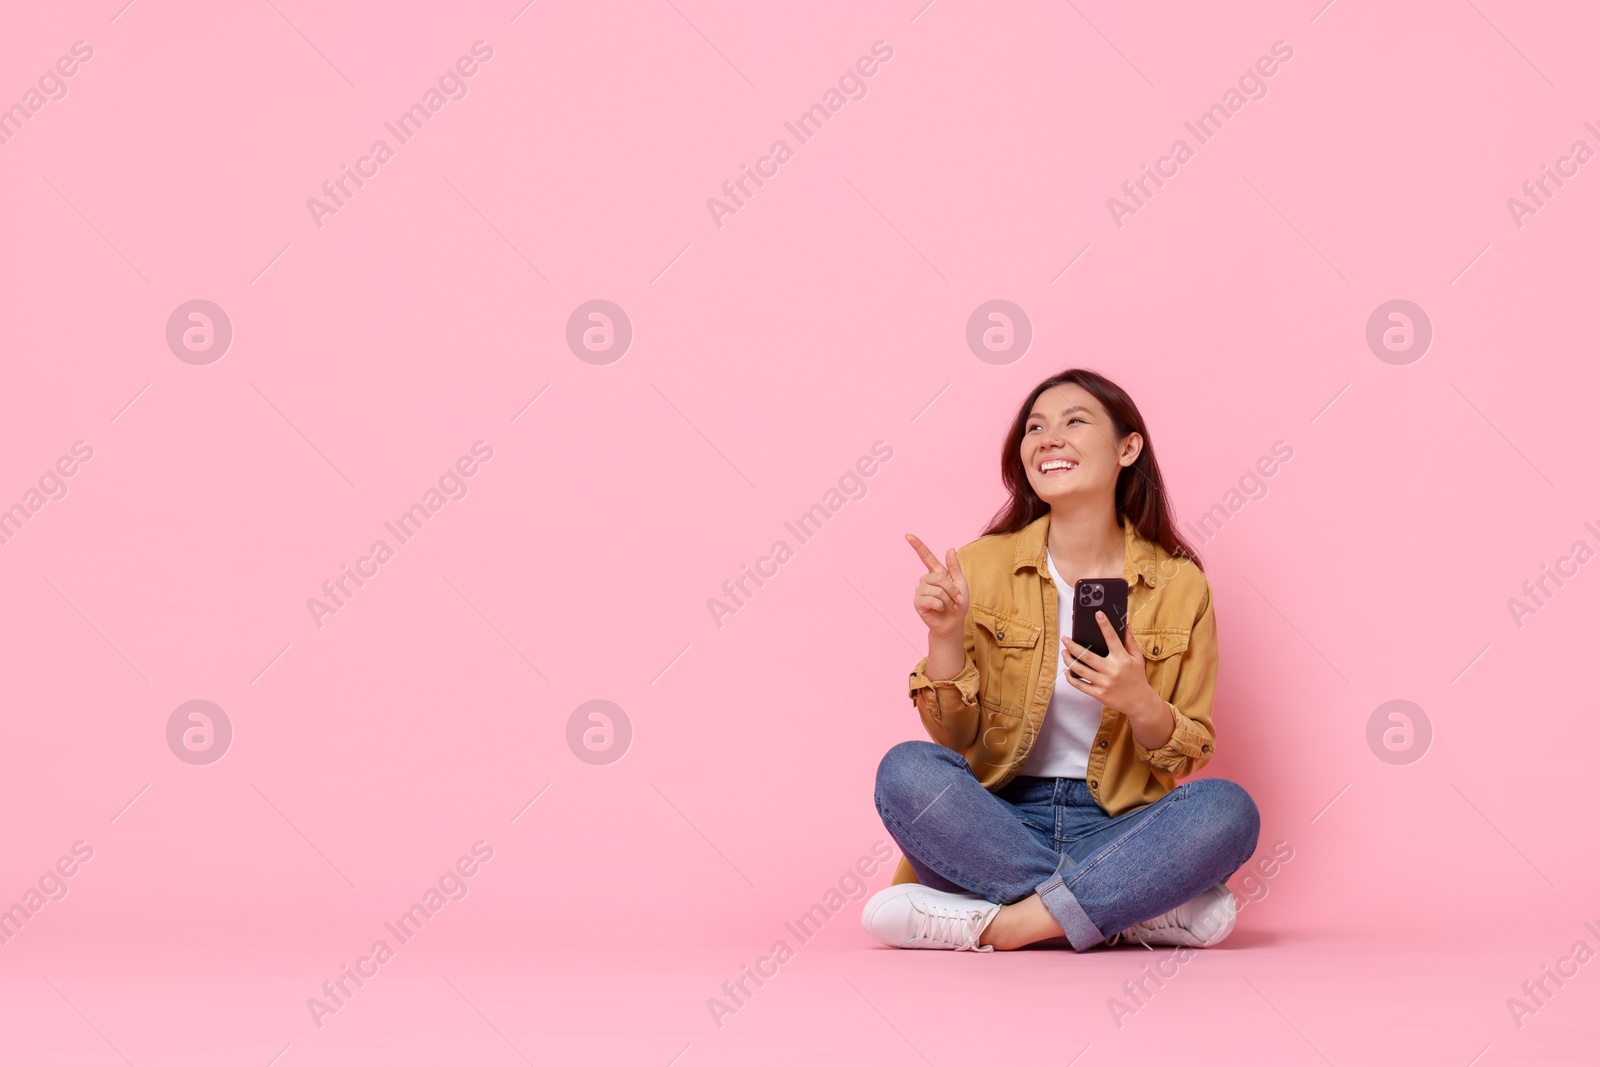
[1062,612,1157,717]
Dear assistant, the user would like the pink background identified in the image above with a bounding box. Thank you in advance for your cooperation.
[3,0,1598,1063]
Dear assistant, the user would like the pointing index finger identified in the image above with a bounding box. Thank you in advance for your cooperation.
[905,533,947,574]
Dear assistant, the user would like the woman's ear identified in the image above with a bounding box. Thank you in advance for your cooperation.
[1119,432,1144,468]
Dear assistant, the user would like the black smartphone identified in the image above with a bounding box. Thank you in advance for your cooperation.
[1069,578,1129,680]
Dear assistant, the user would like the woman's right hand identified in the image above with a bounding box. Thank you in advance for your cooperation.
[905,533,969,638]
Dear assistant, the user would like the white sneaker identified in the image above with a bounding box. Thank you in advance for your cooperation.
[861,884,1002,951]
[1104,884,1237,949]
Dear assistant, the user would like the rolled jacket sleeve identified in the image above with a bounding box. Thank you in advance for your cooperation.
[907,612,982,753]
[1131,575,1219,778]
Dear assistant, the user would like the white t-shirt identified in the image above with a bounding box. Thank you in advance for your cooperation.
[1016,550,1105,780]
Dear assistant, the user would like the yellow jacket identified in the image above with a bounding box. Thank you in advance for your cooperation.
[893,511,1219,886]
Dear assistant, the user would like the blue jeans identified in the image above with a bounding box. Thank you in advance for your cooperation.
[874,740,1261,951]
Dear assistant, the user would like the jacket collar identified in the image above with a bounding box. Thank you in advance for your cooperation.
[1012,510,1160,588]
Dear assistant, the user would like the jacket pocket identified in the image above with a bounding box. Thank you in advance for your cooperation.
[971,605,1041,715]
[1133,627,1190,695]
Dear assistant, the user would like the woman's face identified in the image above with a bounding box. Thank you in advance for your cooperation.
[1020,384,1141,508]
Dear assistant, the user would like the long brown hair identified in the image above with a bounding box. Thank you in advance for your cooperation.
[980,368,1203,570]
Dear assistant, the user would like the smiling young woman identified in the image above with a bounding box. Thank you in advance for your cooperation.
[861,368,1261,953]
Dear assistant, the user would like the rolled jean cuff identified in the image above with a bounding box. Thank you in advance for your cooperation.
[1036,870,1105,952]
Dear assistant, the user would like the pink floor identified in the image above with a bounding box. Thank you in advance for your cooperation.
[7,925,1599,1065]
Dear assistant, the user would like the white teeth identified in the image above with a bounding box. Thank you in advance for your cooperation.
[1041,460,1076,472]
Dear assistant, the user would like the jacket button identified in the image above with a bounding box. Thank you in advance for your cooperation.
[1098,740,1108,749]
[996,631,1005,640]
[1152,645,1160,655]
[1090,780,1099,789]
[1202,744,1211,753]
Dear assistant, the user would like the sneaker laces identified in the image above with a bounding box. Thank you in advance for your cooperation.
[912,899,995,951]
[1105,908,1180,950]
